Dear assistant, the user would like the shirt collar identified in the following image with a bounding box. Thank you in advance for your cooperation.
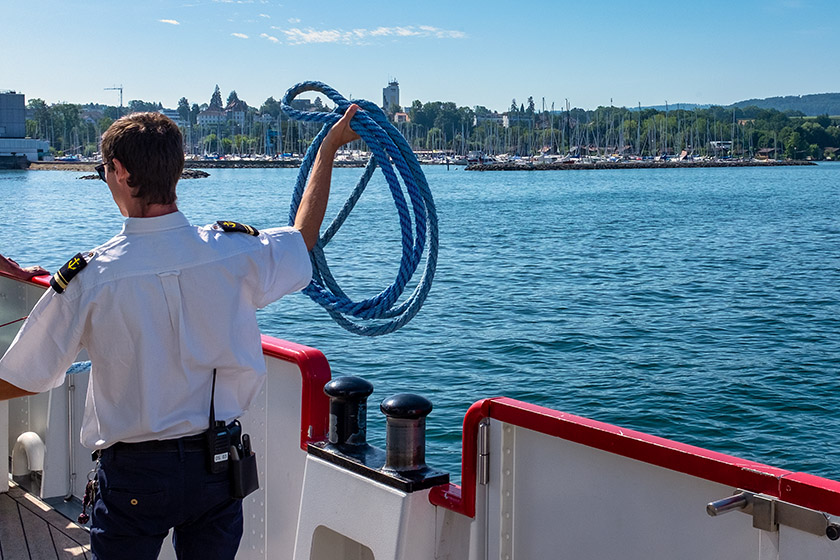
[120,211,191,235]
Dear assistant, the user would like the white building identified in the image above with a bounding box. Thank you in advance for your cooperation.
[159,108,186,127]
[197,108,225,126]
[382,80,400,112]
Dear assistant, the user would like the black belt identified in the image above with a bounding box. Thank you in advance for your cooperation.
[108,432,206,454]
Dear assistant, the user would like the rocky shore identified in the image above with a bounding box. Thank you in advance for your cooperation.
[465,159,817,171]
[74,168,210,180]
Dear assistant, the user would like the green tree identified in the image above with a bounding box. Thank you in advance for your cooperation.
[26,98,50,140]
[104,106,121,120]
[226,90,240,107]
[426,127,444,150]
[815,114,831,128]
[260,97,282,118]
[209,85,223,110]
[177,97,191,123]
[784,131,806,159]
[98,117,114,133]
[51,103,81,153]
[127,100,163,113]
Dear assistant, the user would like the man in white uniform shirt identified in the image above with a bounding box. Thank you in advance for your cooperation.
[0,107,359,559]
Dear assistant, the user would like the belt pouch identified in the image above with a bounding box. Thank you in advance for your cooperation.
[231,451,259,499]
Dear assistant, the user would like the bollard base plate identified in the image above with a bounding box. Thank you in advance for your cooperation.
[307,441,449,493]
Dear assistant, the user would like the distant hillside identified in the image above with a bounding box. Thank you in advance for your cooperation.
[634,103,710,112]
[731,93,840,116]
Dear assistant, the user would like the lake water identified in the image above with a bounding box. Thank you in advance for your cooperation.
[2,163,839,482]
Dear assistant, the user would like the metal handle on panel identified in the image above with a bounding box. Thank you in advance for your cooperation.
[706,492,749,517]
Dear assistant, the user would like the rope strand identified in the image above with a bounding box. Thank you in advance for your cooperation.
[282,81,438,336]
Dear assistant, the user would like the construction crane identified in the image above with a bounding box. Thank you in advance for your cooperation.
[105,85,123,116]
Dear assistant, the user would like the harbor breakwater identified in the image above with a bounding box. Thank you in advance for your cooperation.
[465,159,817,171]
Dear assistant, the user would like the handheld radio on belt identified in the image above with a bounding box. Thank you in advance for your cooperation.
[206,369,232,474]
[205,368,260,498]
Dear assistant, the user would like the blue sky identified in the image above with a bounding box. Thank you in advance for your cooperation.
[1,0,838,112]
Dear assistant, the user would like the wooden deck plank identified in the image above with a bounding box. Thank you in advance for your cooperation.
[19,505,59,559]
[49,526,89,560]
[1,483,90,559]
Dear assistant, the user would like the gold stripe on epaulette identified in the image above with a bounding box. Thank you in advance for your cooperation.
[53,271,68,290]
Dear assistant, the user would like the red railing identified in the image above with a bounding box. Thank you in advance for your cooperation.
[429,397,840,518]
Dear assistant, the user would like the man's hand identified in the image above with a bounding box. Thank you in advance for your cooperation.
[294,105,362,250]
[0,255,49,280]
[322,104,361,153]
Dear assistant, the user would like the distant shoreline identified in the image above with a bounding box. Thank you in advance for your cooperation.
[465,159,817,171]
[26,158,818,172]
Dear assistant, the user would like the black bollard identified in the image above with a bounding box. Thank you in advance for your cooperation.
[323,376,374,449]
[380,393,433,473]
[308,381,448,492]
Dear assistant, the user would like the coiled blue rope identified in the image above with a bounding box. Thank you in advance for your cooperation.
[281,82,438,336]
[66,361,91,375]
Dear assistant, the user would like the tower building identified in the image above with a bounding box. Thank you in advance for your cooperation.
[382,80,400,113]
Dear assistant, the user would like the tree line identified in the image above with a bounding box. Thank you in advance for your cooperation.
[24,92,840,161]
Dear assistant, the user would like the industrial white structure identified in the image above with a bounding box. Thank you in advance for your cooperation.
[0,91,50,165]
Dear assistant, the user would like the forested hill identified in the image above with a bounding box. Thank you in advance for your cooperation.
[731,93,840,116]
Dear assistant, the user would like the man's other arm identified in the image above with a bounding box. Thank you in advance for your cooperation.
[0,378,37,400]
[0,255,49,280]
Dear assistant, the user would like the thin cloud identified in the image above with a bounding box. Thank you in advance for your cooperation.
[288,17,301,23]
[159,19,180,25]
[277,25,467,45]
[259,13,270,18]
[260,32,279,43]
[231,32,249,39]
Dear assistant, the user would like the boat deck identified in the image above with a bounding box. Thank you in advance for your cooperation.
[0,484,90,559]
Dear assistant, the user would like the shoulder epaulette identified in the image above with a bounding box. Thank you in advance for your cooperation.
[216,220,259,236]
[50,252,91,294]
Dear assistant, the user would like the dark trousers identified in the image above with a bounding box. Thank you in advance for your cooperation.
[90,440,243,560]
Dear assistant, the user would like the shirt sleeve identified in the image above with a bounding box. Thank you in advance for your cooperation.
[253,226,313,309]
[0,289,85,393]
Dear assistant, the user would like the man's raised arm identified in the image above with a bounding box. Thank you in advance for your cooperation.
[293,104,361,250]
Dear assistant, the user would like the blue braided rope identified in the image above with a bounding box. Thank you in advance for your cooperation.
[282,81,438,336]
[66,361,91,375]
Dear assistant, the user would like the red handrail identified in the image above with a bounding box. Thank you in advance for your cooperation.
[430,397,840,518]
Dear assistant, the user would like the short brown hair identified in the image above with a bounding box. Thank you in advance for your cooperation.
[101,112,184,206]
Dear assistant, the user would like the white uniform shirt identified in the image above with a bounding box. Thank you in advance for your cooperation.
[0,212,312,449]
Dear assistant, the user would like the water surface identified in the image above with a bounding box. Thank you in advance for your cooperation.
[2,163,838,481]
